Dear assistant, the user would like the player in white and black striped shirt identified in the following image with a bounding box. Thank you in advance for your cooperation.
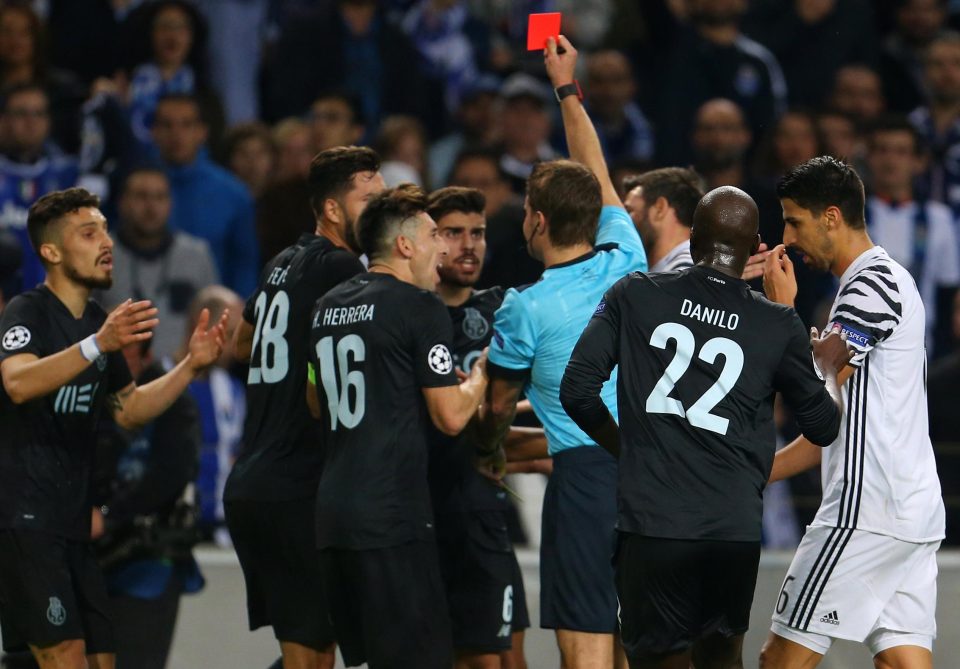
[761,157,944,669]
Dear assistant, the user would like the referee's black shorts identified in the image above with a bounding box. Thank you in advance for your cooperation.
[615,532,761,659]
[540,445,619,633]
[436,510,517,653]
[224,498,334,651]
[0,529,114,654]
[320,541,452,669]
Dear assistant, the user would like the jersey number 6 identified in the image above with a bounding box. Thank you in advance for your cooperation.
[646,322,744,435]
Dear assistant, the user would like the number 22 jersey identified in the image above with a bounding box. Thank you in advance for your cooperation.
[225,234,364,503]
[308,273,459,550]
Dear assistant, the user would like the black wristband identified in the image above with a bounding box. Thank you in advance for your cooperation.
[555,80,583,102]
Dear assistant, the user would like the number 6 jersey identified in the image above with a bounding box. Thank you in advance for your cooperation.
[225,234,364,503]
[562,266,841,542]
[308,273,459,550]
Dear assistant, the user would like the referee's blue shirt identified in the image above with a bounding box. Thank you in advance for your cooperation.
[488,205,648,455]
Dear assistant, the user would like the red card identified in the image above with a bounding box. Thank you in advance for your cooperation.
[527,12,562,51]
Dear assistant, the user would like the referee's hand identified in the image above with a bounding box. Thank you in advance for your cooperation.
[95,299,159,352]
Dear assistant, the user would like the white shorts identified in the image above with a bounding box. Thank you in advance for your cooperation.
[770,525,939,656]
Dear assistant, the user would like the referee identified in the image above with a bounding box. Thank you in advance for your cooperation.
[0,188,226,669]
[561,186,851,669]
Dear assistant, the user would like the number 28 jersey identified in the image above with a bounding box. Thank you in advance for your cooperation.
[308,273,459,550]
[225,234,364,502]
[565,266,840,542]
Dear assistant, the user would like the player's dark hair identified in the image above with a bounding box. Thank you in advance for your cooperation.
[27,188,101,256]
[526,160,601,247]
[426,187,486,222]
[866,113,925,155]
[622,167,705,228]
[0,81,47,113]
[777,156,866,230]
[356,183,428,260]
[308,146,381,219]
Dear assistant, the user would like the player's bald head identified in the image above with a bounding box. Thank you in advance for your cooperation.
[690,186,759,263]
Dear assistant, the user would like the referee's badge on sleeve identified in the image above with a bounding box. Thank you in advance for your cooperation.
[2,325,31,351]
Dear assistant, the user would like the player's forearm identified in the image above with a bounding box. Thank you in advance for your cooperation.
[769,435,822,483]
[115,357,198,430]
[504,426,549,461]
[439,374,487,436]
[559,97,619,205]
[583,412,621,459]
[1,346,93,404]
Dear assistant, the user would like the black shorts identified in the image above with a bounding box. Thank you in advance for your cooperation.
[224,499,333,650]
[509,548,530,633]
[615,533,761,658]
[436,511,519,653]
[0,530,114,654]
[540,446,619,633]
[320,541,452,669]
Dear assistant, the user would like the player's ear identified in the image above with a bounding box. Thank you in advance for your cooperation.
[396,232,414,259]
[653,196,670,221]
[750,234,760,256]
[38,240,61,267]
[323,198,342,225]
[823,205,841,230]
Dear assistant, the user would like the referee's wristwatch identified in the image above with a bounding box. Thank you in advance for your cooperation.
[554,80,583,102]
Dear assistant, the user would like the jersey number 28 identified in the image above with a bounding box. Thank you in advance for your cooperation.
[646,322,744,435]
[248,291,290,384]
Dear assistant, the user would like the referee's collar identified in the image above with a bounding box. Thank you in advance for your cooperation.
[546,242,619,271]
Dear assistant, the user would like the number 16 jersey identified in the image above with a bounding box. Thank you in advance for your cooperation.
[566,266,841,542]
[308,273,459,550]
[225,234,364,503]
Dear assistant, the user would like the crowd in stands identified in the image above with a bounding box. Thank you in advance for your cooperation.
[0,0,959,544]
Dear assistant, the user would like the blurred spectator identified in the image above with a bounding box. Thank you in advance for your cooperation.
[744,0,878,108]
[817,109,862,160]
[221,122,278,200]
[152,94,258,297]
[583,50,654,165]
[0,82,78,295]
[167,286,246,547]
[828,64,887,124]
[690,98,752,190]
[0,2,87,153]
[126,0,224,157]
[196,0,268,124]
[262,0,428,133]
[910,31,960,215]
[428,73,500,187]
[449,147,542,289]
[272,117,313,182]
[399,0,491,122]
[376,114,428,186]
[307,90,366,155]
[654,0,787,165]
[928,290,960,545]
[622,167,703,272]
[753,109,821,184]
[93,338,203,669]
[881,0,949,112]
[0,229,21,310]
[497,73,558,194]
[95,167,219,360]
[863,114,960,353]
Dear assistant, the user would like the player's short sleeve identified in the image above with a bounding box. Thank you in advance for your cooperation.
[0,294,44,361]
[106,350,134,394]
[411,292,458,389]
[487,287,537,380]
[828,268,903,367]
[316,250,365,293]
[594,205,648,270]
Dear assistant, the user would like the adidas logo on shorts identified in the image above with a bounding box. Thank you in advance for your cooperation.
[819,610,840,626]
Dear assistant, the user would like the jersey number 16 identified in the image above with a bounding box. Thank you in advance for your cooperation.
[315,334,366,430]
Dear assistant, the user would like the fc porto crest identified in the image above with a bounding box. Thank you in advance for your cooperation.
[462,307,489,340]
[46,596,66,626]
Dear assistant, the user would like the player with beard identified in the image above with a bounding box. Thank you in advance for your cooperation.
[307,184,488,668]
[427,186,544,669]
[0,188,227,669]
[225,146,384,669]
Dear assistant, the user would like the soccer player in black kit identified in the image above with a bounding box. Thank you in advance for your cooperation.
[225,146,384,669]
[307,184,487,669]
[0,188,227,669]
[560,186,854,669]
[427,186,536,669]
